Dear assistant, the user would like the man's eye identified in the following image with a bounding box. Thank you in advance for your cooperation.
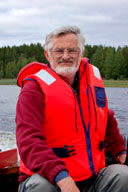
[68,49,77,54]
[69,49,75,53]
[55,49,63,53]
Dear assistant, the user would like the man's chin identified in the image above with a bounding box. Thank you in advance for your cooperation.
[55,65,78,78]
[59,63,73,67]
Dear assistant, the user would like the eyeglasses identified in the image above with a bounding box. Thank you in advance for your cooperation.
[52,48,80,57]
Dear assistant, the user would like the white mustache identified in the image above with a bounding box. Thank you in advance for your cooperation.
[58,59,74,64]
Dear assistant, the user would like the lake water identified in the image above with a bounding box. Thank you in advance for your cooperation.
[0,85,128,150]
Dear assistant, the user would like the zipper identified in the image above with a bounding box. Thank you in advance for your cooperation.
[73,92,78,132]
[73,90,95,175]
[83,68,96,174]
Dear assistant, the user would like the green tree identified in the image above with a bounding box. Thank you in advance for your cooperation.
[16,54,31,74]
[104,48,115,79]
[6,61,17,78]
[91,46,105,76]
[122,46,128,79]
[114,47,126,79]
[0,44,127,80]
[1,47,7,78]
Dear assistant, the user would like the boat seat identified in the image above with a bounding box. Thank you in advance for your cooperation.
[0,163,19,175]
[0,163,19,192]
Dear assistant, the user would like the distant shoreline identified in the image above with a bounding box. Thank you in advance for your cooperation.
[0,79,128,87]
[103,80,128,88]
[0,79,17,85]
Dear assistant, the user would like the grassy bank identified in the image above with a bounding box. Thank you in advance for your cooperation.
[0,79,17,85]
[103,80,128,87]
[0,79,128,87]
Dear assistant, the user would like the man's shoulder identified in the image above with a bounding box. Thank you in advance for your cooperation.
[21,80,43,96]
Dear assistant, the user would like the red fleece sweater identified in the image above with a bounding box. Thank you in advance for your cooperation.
[16,80,126,183]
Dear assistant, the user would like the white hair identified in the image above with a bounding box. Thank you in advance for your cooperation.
[44,25,85,55]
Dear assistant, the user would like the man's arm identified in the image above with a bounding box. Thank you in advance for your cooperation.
[105,109,127,163]
[57,176,80,192]
[16,80,68,183]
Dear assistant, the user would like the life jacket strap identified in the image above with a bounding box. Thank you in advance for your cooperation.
[99,141,105,151]
[52,145,76,158]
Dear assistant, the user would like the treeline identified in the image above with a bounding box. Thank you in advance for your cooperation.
[0,43,128,79]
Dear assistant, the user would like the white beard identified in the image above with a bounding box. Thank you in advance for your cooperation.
[50,56,81,80]
[54,65,79,79]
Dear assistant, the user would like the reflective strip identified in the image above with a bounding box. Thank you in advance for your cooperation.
[35,69,56,85]
[92,65,101,80]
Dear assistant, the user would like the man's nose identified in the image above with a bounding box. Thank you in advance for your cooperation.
[62,50,70,59]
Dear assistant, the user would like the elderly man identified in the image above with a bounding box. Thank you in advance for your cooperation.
[16,26,128,192]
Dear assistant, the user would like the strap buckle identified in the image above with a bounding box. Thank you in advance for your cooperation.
[53,145,76,158]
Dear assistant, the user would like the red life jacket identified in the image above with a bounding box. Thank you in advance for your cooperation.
[17,58,108,181]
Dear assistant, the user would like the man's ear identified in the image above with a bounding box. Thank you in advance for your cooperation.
[44,50,50,63]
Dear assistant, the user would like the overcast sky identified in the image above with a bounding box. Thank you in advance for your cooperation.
[0,0,128,48]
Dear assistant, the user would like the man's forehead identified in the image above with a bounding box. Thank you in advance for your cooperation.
[52,33,78,47]
[53,32,77,39]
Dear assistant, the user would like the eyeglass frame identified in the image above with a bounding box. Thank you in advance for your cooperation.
[51,48,80,57]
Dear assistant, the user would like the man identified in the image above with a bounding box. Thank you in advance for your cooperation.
[16,26,128,192]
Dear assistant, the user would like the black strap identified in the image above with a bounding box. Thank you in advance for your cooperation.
[52,145,76,158]
[99,141,105,151]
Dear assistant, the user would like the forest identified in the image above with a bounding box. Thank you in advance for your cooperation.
[0,43,128,80]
